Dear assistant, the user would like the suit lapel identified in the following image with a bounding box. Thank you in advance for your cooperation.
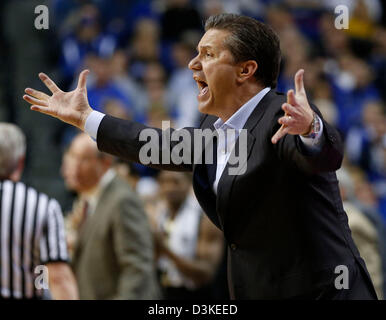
[193,90,276,230]
[215,90,275,229]
[216,132,255,225]
[192,115,222,228]
[76,177,117,250]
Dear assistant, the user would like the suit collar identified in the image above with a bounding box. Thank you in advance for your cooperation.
[200,89,276,133]
[74,175,120,253]
[194,89,278,231]
[215,89,277,230]
[81,169,116,215]
[242,89,277,134]
[213,87,271,131]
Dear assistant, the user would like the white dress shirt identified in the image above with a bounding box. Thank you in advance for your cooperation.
[212,87,270,192]
[81,168,116,215]
[84,88,324,194]
[211,88,323,193]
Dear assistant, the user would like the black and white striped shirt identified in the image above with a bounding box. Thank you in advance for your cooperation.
[0,180,69,299]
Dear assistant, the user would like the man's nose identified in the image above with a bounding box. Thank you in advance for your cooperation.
[188,54,201,71]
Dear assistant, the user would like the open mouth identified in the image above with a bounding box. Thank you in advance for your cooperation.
[197,80,209,98]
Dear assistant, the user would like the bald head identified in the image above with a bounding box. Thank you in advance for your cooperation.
[71,133,99,157]
[62,133,112,193]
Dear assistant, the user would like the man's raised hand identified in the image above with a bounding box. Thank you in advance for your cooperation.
[271,69,314,144]
[23,70,92,130]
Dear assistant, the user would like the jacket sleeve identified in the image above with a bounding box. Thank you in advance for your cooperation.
[271,103,344,174]
[96,115,195,172]
[110,195,160,300]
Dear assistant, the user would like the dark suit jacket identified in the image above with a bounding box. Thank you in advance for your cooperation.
[72,175,159,299]
[96,90,376,299]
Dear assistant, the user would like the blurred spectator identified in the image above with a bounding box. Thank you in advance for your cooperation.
[323,0,383,24]
[199,0,265,20]
[346,0,377,39]
[346,101,385,173]
[160,0,203,43]
[266,4,296,36]
[167,31,201,127]
[59,4,117,86]
[51,0,80,32]
[338,166,386,297]
[371,26,386,103]
[153,171,224,299]
[147,104,171,129]
[129,18,161,81]
[63,133,159,299]
[85,54,137,120]
[351,167,385,220]
[200,0,231,19]
[303,60,338,126]
[110,50,147,118]
[142,62,169,114]
[103,98,131,120]
[277,27,311,92]
[337,167,384,299]
[128,61,172,184]
[327,54,380,135]
[95,0,159,46]
[345,101,386,218]
[319,13,352,57]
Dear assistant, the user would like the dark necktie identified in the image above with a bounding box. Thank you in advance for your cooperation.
[79,200,89,231]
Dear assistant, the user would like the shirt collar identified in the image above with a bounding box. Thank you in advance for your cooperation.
[213,87,271,131]
[82,168,116,213]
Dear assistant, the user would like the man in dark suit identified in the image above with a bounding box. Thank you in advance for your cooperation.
[23,14,377,299]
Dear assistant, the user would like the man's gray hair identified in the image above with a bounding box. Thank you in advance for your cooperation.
[0,123,26,178]
[205,13,281,88]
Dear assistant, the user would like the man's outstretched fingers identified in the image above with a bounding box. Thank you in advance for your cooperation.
[294,69,305,94]
[77,69,89,90]
[25,88,50,101]
[30,105,54,116]
[272,125,289,144]
[287,90,297,107]
[23,94,48,107]
[282,102,297,114]
[278,115,294,126]
[38,73,61,94]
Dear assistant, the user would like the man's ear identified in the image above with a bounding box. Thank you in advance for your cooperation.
[9,156,25,182]
[102,154,114,169]
[237,60,258,83]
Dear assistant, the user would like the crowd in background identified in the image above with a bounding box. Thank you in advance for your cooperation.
[0,0,386,299]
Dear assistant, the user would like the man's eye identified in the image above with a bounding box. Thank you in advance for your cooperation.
[206,53,212,57]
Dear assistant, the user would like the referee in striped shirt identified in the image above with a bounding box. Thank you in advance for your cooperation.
[0,123,78,299]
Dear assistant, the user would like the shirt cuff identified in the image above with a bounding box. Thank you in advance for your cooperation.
[84,111,105,140]
[299,115,324,151]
